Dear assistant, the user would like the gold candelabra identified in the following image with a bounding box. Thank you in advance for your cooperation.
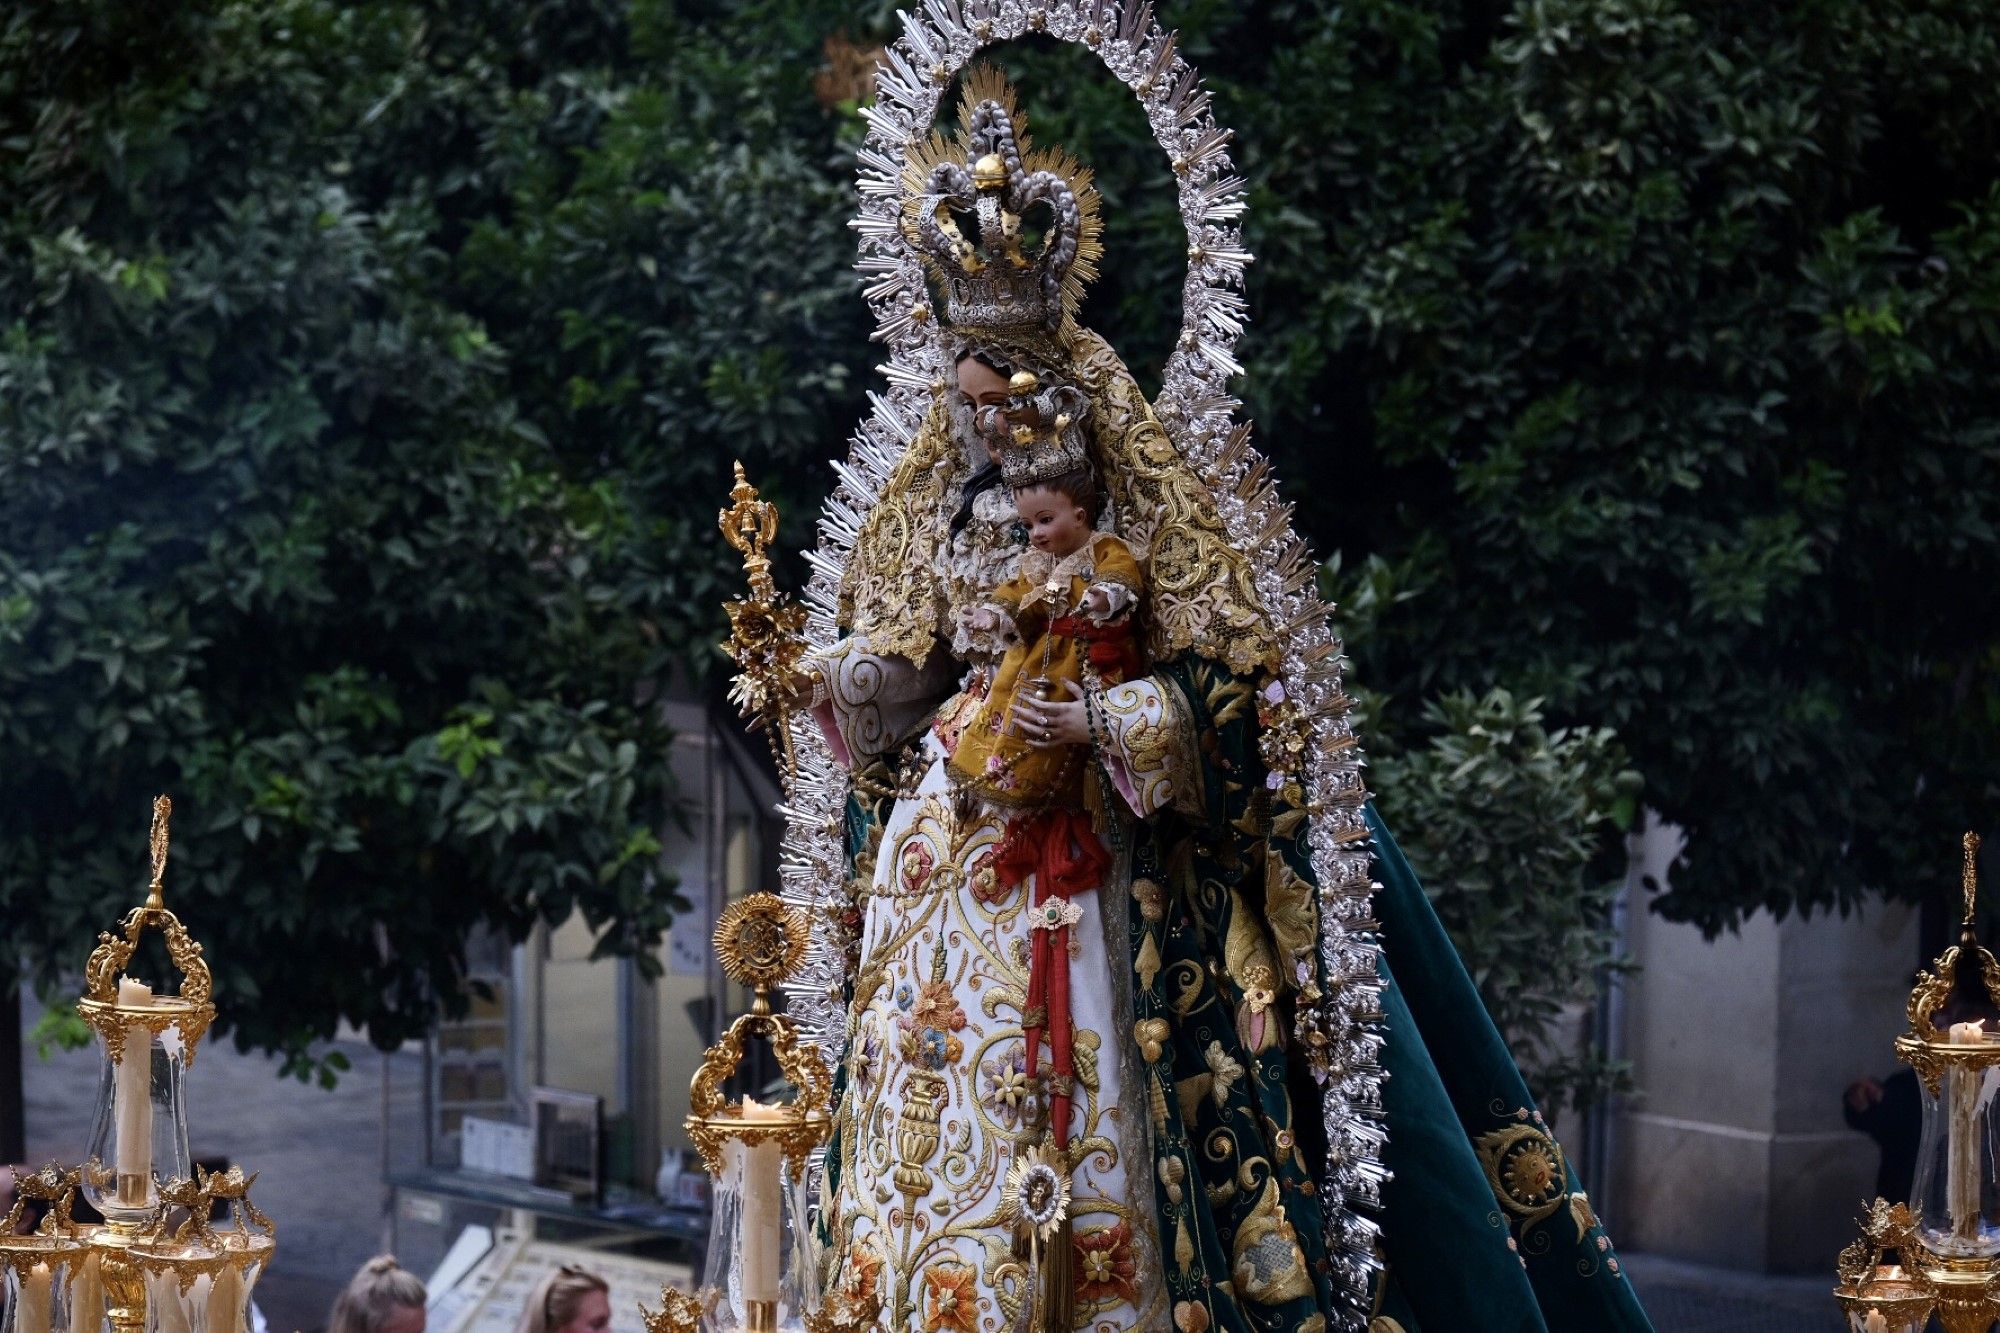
[1839,831,2000,1332]
[642,894,846,1333]
[2,798,276,1333]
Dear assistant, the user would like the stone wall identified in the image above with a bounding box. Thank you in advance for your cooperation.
[1609,820,1919,1271]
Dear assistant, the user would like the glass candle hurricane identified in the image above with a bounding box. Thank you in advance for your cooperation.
[1908,1034,2000,1260]
[693,1115,822,1333]
[77,1017,196,1230]
[0,1236,84,1333]
[124,1232,271,1333]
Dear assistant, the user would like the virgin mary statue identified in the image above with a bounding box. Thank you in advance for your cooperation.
[762,9,1657,1333]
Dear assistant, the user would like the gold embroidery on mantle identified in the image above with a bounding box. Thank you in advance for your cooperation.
[1475,1118,1568,1238]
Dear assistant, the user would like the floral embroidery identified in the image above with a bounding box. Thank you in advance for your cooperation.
[899,838,936,894]
[1203,1039,1245,1107]
[1133,876,1165,922]
[920,1261,978,1333]
[969,852,1010,906]
[979,1048,1037,1128]
[1074,1221,1139,1308]
[911,980,957,1030]
[899,980,967,1071]
[1230,1179,1314,1304]
[848,1022,882,1098]
[844,1240,885,1307]
[1173,1300,1211,1332]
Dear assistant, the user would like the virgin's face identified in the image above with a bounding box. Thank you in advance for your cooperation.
[956,355,1010,411]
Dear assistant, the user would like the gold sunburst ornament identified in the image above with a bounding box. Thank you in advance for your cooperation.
[1000,1142,1071,1243]
[715,893,809,997]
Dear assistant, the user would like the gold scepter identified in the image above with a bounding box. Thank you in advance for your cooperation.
[718,462,813,782]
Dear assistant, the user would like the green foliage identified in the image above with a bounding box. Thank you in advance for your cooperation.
[1369,689,1640,1115]
[0,0,865,1070]
[4,0,1998,1089]
[1232,0,2000,932]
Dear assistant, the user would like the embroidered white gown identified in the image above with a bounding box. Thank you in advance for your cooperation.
[810,484,1195,1332]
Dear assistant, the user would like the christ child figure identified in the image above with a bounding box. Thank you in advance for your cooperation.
[947,465,1144,810]
[948,462,1145,1155]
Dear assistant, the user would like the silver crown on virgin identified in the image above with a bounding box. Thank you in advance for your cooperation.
[904,66,1104,344]
[993,371,1092,490]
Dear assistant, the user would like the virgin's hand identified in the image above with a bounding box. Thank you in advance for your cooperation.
[1011,679,1090,747]
[749,667,820,718]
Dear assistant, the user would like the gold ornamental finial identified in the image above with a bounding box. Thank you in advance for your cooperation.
[147,794,172,910]
[719,461,781,603]
[76,795,217,1063]
[1964,831,1983,929]
[1897,830,2000,1095]
[718,465,812,780]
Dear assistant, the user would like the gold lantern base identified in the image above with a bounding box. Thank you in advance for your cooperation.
[1920,1256,2000,1333]
[91,1219,149,1333]
[1834,1264,1938,1332]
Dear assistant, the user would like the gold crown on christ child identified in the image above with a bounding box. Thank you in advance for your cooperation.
[905,66,1104,346]
[996,370,1092,489]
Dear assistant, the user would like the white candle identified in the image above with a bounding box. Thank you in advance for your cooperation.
[69,1252,102,1333]
[18,1262,53,1333]
[114,977,154,1204]
[1947,1020,1992,1240]
[1863,1309,1888,1333]
[735,1098,787,1306]
[152,1274,190,1333]
[206,1265,241,1333]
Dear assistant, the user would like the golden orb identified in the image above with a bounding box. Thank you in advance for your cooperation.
[1008,369,1039,394]
[971,152,1008,189]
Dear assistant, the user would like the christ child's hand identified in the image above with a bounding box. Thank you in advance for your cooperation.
[1079,584,1129,621]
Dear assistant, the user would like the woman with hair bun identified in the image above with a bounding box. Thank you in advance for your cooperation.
[512,1265,609,1333]
[328,1256,426,1333]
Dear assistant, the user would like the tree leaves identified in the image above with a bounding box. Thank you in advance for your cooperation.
[4,0,1996,1082]
[0,0,868,1063]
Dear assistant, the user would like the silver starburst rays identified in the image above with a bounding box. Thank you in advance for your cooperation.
[777,3,1388,1325]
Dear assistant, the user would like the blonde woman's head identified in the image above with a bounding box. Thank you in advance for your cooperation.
[329,1256,426,1333]
[514,1265,610,1333]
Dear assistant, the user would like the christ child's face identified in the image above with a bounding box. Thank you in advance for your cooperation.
[1015,485,1091,556]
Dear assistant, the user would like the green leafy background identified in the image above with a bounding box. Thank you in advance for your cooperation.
[2,0,1995,1105]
